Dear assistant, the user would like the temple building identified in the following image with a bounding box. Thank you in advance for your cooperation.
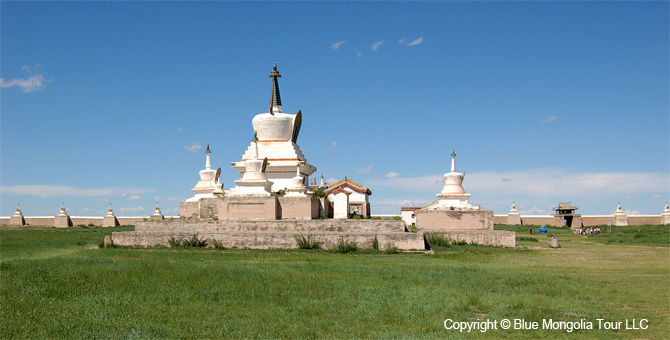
[231,63,316,193]
[325,178,372,219]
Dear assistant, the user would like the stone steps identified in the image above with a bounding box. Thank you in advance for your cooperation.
[111,230,425,251]
[135,219,407,233]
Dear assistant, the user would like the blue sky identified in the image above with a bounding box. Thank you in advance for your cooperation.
[1,1,668,217]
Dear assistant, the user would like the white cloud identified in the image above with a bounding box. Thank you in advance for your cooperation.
[624,209,641,215]
[407,37,424,46]
[371,40,384,52]
[331,40,347,50]
[354,49,362,57]
[325,178,339,185]
[126,195,141,200]
[0,185,154,198]
[327,140,337,151]
[167,197,179,201]
[176,128,182,132]
[357,166,373,174]
[0,64,50,93]
[368,169,668,198]
[154,196,161,202]
[650,194,663,199]
[519,206,549,214]
[385,172,401,178]
[398,38,406,44]
[116,207,146,213]
[542,115,556,123]
[184,142,202,152]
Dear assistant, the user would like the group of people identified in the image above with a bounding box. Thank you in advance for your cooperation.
[576,227,600,235]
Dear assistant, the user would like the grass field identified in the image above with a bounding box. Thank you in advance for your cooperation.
[1,225,668,339]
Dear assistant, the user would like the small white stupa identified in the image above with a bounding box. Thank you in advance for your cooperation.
[228,135,273,196]
[186,144,225,202]
[507,201,521,225]
[661,202,670,225]
[102,203,120,227]
[9,203,25,226]
[284,164,310,197]
[614,202,628,226]
[422,149,479,210]
[54,202,73,228]
[151,202,164,220]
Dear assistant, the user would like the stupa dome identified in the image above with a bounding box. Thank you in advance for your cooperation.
[252,112,297,141]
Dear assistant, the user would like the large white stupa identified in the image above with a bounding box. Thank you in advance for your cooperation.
[231,63,316,192]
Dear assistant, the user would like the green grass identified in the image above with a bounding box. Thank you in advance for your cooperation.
[1,225,668,339]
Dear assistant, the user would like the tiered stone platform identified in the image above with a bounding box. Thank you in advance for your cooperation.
[111,219,426,251]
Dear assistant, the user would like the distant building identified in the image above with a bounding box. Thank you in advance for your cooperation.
[400,207,421,227]
[553,202,582,227]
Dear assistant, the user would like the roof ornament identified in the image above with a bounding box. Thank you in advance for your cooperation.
[269,62,282,114]
[451,148,457,173]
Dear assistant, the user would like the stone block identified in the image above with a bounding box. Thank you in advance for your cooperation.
[278,196,319,220]
[9,215,25,226]
[416,209,494,231]
[54,215,72,228]
[614,213,628,226]
[199,197,221,219]
[218,196,279,220]
[179,201,199,219]
[507,212,521,225]
[102,215,119,227]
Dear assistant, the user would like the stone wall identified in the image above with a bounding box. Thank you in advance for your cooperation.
[581,216,614,226]
[520,216,559,226]
[135,219,407,233]
[628,215,662,225]
[427,230,516,248]
[0,216,166,227]
[113,219,423,250]
[416,210,494,231]
[491,214,669,226]
[111,230,425,250]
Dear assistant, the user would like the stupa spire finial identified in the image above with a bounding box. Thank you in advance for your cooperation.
[205,144,211,170]
[269,62,282,114]
[451,149,457,172]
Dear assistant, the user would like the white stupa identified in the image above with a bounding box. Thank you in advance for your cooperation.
[228,136,273,196]
[284,164,310,197]
[151,202,164,220]
[614,202,628,226]
[231,63,316,192]
[662,202,670,225]
[422,149,479,210]
[9,203,25,226]
[102,203,119,227]
[186,144,224,202]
